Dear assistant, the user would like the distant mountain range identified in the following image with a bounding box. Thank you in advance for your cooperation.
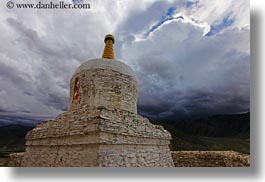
[169,112,249,137]
[0,112,250,154]
[0,125,33,152]
[151,112,250,154]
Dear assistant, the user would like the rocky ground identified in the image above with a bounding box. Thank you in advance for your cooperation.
[1,150,250,167]
[171,151,250,167]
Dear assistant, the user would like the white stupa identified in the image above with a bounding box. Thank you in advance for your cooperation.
[21,34,174,167]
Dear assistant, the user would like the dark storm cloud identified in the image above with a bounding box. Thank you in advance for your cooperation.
[138,89,250,121]
[0,0,128,123]
[0,114,52,127]
[124,21,249,121]
[0,17,73,120]
[0,0,249,124]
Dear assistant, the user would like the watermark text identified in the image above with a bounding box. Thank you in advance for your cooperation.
[6,1,91,10]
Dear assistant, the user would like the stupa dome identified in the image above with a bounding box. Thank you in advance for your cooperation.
[68,35,138,113]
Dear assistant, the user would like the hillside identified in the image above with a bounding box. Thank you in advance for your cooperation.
[0,125,33,152]
[172,112,250,137]
[151,112,250,154]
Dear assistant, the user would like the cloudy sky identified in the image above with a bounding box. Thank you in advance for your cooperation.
[0,0,250,125]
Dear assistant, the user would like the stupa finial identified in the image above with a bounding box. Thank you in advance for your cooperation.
[102,34,115,60]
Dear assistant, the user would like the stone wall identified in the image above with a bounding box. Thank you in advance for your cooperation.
[172,151,250,167]
[22,145,99,167]
[5,153,25,167]
[0,158,9,167]
[99,145,172,167]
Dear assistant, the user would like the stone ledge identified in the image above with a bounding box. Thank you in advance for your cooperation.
[26,106,171,141]
[25,131,171,146]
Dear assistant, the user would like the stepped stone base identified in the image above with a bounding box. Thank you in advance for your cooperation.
[21,106,174,167]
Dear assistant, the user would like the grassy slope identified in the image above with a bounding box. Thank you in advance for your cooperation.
[0,124,33,152]
[163,123,249,154]
[198,131,250,154]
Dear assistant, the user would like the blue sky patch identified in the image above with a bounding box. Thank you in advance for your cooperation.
[185,1,199,8]
[72,0,83,4]
[206,14,235,36]
[144,7,184,38]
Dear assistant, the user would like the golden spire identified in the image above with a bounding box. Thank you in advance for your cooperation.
[102,34,115,60]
